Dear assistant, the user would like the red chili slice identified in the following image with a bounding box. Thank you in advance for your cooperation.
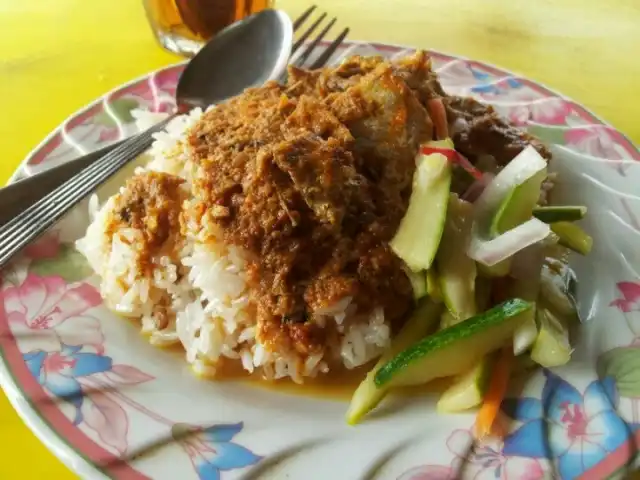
[420,146,483,181]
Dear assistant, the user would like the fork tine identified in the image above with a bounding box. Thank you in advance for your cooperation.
[293,5,317,31]
[293,17,337,68]
[309,27,350,69]
[291,12,327,56]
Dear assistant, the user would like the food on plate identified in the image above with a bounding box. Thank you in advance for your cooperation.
[76,51,591,427]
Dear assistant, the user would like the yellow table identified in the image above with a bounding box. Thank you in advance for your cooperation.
[0,0,638,478]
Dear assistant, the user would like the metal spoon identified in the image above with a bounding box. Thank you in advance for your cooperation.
[0,9,292,226]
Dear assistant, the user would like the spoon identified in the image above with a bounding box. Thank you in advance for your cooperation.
[0,9,292,226]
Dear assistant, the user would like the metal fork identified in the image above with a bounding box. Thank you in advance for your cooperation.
[286,6,349,73]
[0,8,348,269]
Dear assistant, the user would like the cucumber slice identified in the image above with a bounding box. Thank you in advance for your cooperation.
[485,169,547,275]
[428,138,456,150]
[533,206,587,223]
[439,310,456,330]
[437,271,507,411]
[437,355,494,413]
[510,246,544,355]
[491,170,547,236]
[345,300,442,425]
[513,310,538,356]
[375,299,532,388]
[425,268,442,302]
[405,268,427,300]
[550,222,593,255]
[438,195,477,321]
[390,148,452,271]
[530,308,572,367]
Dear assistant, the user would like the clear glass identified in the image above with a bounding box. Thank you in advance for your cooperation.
[143,0,273,57]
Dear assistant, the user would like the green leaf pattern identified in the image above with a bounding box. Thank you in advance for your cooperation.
[598,347,640,397]
[94,97,139,127]
[29,244,94,283]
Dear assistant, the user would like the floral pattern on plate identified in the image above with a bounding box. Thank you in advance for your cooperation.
[0,41,639,479]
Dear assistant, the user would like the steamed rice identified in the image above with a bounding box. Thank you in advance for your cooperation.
[76,108,390,383]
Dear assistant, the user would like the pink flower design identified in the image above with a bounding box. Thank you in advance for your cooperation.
[98,127,120,143]
[447,429,547,479]
[564,126,632,175]
[507,97,572,126]
[2,274,104,352]
[25,345,132,455]
[483,90,572,127]
[23,232,61,260]
[610,282,640,313]
[78,387,130,455]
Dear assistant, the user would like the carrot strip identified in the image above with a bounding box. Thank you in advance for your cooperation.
[474,346,513,440]
[427,98,449,140]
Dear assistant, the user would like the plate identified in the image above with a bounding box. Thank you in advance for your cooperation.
[2,41,640,480]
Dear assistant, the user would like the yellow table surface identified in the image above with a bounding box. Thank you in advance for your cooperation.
[0,0,639,478]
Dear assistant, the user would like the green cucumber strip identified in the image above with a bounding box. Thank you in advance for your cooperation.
[406,268,427,300]
[437,195,477,322]
[533,206,587,223]
[375,299,532,388]
[491,170,547,237]
[437,354,494,413]
[483,170,547,275]
[390,151,451,271]
[530,308,572,368]
[426,268,442,302]
[551,222,593,255]
[345,300,443,424]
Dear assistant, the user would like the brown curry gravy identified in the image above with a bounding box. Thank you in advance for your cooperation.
[206,355,450,401]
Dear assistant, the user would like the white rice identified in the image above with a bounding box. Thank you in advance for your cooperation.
[76,108,391,383]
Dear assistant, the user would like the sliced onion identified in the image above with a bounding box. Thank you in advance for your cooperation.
[473,146,547,220]
[468,146,549,265]
[462,172,494,202]
[469,218,550,266]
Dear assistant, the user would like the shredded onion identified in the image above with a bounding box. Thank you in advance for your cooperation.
[469,219,550,266]
[462,172,494,202]
[468,146,550,265]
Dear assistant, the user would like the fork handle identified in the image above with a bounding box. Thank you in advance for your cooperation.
[0,141,124,227]
[0,117,173,269]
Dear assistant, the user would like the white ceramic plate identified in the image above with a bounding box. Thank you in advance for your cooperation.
[2,41,640,480]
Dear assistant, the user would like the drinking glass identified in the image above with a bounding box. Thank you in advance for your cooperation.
[143,0,273,56]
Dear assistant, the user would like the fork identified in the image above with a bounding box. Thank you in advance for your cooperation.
[0,8,348,269]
